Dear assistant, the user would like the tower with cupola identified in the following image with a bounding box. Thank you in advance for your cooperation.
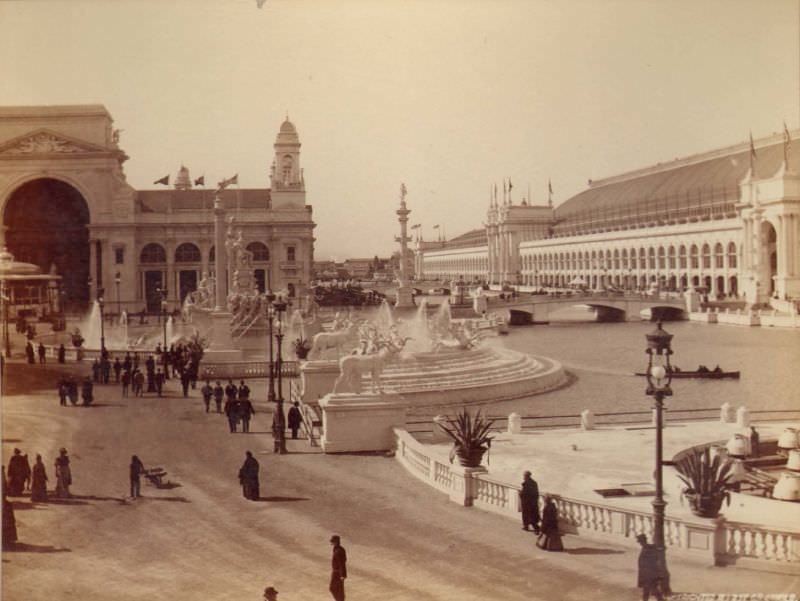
[270,118,306,209]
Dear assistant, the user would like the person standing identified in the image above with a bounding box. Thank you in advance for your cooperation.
[155,369,165,397]
[636,534,666,601]
[113,357,122,383]
[129,455,145,499]
[101,356,111,384]
[240,397,255,433]
[37,342,46,364]
[67,377,79,405]
[57,343,66,364]
[121,369,131,397]
[201,380,213,412]
[329,534,347,601]
[30,454,48,502]
[519,470,540,533]
[81,376,94,406]
[54,448,72,498]
[537,495,563,551]
[180,369,191,397]
[238,451,260,500]
[25,341,35,364]
[238,380,251,401]
[7,449,31,496]
[225,379,237,404]
[91,358,101,383]
[287,401,302,440]
[58,379,68,406]
[213,380,224,413]
[146,355,156,392]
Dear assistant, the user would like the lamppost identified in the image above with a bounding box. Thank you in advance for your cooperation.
[265,290,276,406]
[1,280,10,358]
[159,287,168,351]
[644,321,674,578]
[115,272,121,316]
[268,290,288,454]
[97,287,106,357]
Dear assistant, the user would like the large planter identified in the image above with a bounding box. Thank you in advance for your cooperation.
[454,445,488,468]
[684,490,729,518]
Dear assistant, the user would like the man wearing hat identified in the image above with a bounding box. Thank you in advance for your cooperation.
[519,470,540,533]
[636,533,665,601]
[329,534,347,601]
[263,586,279,601]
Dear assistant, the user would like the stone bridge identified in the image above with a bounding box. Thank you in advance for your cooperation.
[487,293,687,322]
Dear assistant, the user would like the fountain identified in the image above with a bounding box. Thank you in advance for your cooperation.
[304,296,567,452]
[165,315,175,346]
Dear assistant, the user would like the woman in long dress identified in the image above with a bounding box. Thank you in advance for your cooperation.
[537,495,564,551]
[30,454,48,502]
[54,448,72,498]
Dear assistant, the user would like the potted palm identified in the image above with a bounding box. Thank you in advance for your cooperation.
[675,446,733,518]
[293,337,311,360]
[440,409,495,468]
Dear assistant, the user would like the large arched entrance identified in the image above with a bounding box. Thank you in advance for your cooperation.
[3,178,90,310]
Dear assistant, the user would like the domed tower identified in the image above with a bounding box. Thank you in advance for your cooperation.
[174,165,192,190]
[270,117,305,209]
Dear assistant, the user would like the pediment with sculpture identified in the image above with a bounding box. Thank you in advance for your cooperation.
[0,128,119,157]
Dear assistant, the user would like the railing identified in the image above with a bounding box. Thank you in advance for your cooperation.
[290,379,320,447]
[200,361,299,380]
[393,427,800,566]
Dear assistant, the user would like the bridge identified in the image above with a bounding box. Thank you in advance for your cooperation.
[485,292,687,322]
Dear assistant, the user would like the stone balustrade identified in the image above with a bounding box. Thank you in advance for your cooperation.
[394,427,800,568]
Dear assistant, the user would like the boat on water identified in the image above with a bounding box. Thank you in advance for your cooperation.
[634,367,740,380]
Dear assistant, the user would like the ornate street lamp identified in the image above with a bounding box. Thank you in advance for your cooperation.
[271,290,288,454]
[644,321,673,578]
[97,287,106,357]
[115,272,121,316]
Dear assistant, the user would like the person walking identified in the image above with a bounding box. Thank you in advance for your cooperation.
[67,377,79,405]
[54,448,72,498]
[240,397,255,433]
[329,534,347,601]
[238,451,260,500]
[37,342,46,364]
[81,376,94,406]
[180,369,191,397]
[7,449,31,496]
[287,401,302,440]
[201,380,213,412]
[30,454,48,502]
[225,379,237,404]
[225,396,240,433]
[636,534,666,601]
[536,495,563,551]
[213,380,224,413]
[25,341,35,364]
[519,470,540,533]
[129,455,145,499]
[57,343,66,364]
[238,380,250,401]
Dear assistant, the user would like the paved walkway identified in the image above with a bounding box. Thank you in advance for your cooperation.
[2,360,798,600]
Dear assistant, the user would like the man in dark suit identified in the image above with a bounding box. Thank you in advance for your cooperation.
[329,534,347,601]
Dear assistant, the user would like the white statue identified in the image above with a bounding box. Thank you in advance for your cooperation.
[333,336,407,394]
[308,323,360,359]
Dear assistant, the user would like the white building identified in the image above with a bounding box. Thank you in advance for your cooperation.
[417,130,800,310]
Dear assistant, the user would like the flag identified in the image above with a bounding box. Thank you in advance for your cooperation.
[194,175,205,186]
[217,173,239,190]
[154,175,169,186]
[548,179,553,195]
[508,178,513,192]
[410,224,420,230]
[432,224,440,229]
[749,131,757,171]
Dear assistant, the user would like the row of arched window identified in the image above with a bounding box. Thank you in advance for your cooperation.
[521,242,738,273]
[140,242,271,264]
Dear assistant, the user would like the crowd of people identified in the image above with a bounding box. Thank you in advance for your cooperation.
[5,447,73,503]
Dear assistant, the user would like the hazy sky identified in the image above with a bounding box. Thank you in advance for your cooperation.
[2,0,798,260]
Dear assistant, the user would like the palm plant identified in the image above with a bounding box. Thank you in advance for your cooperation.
[675,447,733,518]
[439,408,495,468]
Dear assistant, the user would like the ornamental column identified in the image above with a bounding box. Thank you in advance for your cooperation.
[394,183,415,308]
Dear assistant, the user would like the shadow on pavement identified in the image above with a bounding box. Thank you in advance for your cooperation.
[564,546,626,556]
[3,542,72,553]
[139,496,190,503]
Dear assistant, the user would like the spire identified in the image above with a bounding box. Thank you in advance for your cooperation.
[174,164,192,190]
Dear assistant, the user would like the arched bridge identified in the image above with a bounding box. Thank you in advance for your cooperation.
[487,293,687,323]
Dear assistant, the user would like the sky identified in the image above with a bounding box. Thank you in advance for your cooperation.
[1,0,799,261]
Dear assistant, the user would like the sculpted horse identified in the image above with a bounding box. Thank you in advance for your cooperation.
[332,336,408,394]
[308,323,359,359]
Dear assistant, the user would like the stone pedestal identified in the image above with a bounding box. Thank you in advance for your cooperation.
[300,359,340,404]
[203,311,243,361]
[395,284,415,309]
[319,392,407,453]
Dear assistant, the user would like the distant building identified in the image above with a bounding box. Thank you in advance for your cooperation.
[0,105,315,313]
[416,129,800,310]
